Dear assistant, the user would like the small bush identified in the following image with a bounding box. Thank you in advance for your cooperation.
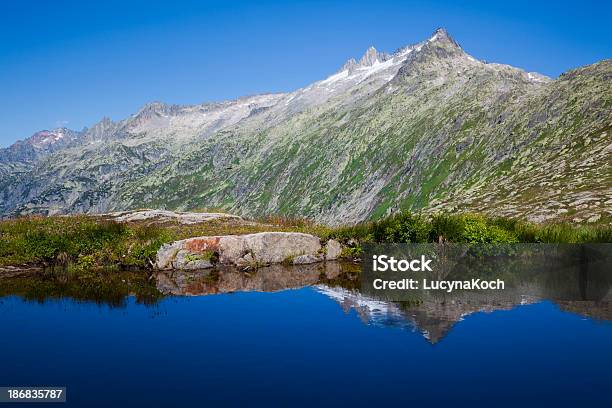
[460,215,518,243]
[430,214,465,242]
[376,212,431,243]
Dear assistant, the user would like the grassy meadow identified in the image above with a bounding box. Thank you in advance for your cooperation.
[0,212,610,270]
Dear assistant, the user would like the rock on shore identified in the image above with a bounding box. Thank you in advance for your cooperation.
[157,232,341,270]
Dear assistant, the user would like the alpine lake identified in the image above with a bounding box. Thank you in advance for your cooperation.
[1,257,611,407]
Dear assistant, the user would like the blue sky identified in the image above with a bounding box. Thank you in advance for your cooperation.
[1,0,610,147]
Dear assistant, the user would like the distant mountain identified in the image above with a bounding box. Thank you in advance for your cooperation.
[1,28,610,224]
[0,128,79,164]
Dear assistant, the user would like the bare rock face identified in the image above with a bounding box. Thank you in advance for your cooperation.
[359,46,381,66]
[156,244,181,269]
[156,232,322,270]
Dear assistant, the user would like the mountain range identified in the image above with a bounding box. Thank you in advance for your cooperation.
[1,28,610,225]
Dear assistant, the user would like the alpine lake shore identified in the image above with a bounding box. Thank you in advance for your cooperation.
[1,209,610,271]
[1,209,610,305]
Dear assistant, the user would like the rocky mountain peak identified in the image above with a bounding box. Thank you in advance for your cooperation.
[395,27,465,70]
[28,129,65,146]
[424,27,463,53]
[0,127,81,164]
[429,27,451,41]
[83,116,117,141]
[359,46,380,67]
[341,57,358,72]
[135,101,179,119]
[336,46,392,75]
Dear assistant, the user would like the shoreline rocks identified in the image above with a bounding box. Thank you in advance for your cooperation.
[156,232,342,270]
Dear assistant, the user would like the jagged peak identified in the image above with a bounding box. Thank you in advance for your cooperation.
[359,46,379,67]
[341,57,358,71]
[136,101,169,115]
[348,28,462,70]
[337,46,393,74]
[392,27,465,65]
[428,27,449,41]
[97,116,114,126]
[87,116,115,133]
[133,101,183,119]
[425,27,462,51]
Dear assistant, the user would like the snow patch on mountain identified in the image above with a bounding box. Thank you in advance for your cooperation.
[29,129,68,147]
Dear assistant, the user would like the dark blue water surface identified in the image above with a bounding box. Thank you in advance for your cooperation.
[1,287,611,407]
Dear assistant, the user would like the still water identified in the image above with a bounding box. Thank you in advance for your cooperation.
[1,262,611,407]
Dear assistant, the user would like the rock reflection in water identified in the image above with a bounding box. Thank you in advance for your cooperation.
[154,262,347,296]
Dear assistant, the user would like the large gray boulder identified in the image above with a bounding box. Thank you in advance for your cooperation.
[156,232,322,270]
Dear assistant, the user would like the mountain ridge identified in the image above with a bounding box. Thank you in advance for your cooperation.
[2,28,549,153]
[1,29,610,224]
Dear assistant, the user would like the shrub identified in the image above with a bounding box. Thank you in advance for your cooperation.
[430,214,465,242]
[376,212,431,243]
[460,215,518,243]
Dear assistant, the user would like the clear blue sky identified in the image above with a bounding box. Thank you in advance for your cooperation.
[1,0,610,147]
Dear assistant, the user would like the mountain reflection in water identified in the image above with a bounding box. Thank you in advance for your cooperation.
[1,255,610,344]
[153,256,611,344]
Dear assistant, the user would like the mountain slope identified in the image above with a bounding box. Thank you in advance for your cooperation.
[1,29,610,224]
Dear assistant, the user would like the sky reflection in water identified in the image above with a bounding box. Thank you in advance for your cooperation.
[1,261,611,407]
